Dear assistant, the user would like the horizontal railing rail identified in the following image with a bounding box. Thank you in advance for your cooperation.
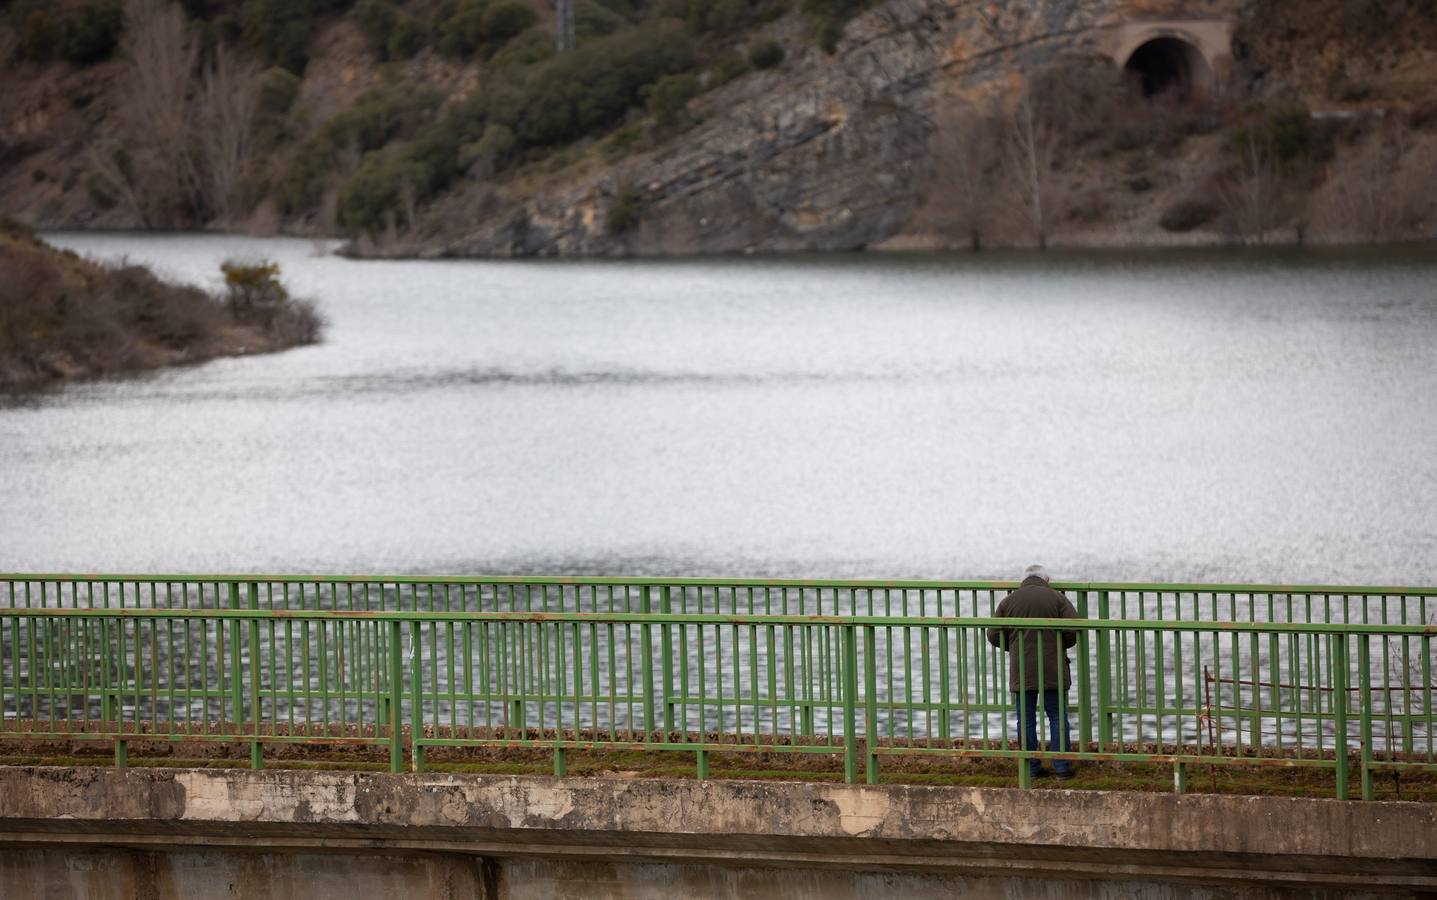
[1,574,1434,799]
[6,573,1437,595]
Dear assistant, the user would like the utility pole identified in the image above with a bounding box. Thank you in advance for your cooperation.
[555,0,576,53]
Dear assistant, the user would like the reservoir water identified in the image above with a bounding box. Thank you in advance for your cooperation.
[2,233,1435,585]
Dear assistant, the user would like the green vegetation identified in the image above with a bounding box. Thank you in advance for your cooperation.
[0,0,844,239]
[1232,102,1317,163]
[645,72,700,128]
[432,0,540,59]
[13,2,122,65]
[747,38,783,70]
[239,0,357,74]
[61,1,124,65]
[802,0,872,54]
[221,260,324,343]
[707,49,749,85]
[278,78,445,217]
[18,10,60,60]
[0,222,321,389]
[606,182,642,234]
[336,20,694,232]
[1158,198,1218,233]
[510,21,695,147]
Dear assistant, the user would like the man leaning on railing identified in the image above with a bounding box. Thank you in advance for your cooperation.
[987,564,1082,781]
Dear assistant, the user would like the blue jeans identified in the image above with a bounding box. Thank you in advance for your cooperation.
[1017,689,1073,774]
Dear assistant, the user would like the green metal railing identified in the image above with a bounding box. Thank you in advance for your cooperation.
[1,575,1433,798]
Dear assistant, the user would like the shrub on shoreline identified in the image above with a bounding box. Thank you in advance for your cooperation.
[0,222,322,389]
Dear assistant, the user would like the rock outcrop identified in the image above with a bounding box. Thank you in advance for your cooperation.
[409,0,1249,258]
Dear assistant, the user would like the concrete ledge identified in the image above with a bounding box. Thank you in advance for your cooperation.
[0,767,1434,892]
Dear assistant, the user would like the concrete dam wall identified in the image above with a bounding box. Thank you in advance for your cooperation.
[0,767,1433,899]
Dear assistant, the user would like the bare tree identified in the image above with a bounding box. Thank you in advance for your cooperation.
[85,144,149,224]
[1318,120,1426,243]
[0,25,17,68]
[90,0,263,228]
[111,0,201,225]
[1397,138,1437,233]
[1216,129,1285,245]
[312,189,339,255]
[1003,83,1060,249]
[195,44,262,224]
[928,103,1001,250]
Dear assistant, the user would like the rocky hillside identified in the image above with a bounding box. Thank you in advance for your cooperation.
[2,0,1435,255]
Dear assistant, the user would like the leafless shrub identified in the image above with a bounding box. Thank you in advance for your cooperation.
[0,231,223,385]
[1159,197,1219,233]
[1002,82,1062,249]
[1215,130,1287,245]
[89,0,262,227]
[0,228,321,388]
[1397,139,1437,232]
[926,102,1002,250]
[0,25,18,68]
[992,58,1130,248]
[196,44,263,225]
[1317,120,1434,242]
[102,0,201,226]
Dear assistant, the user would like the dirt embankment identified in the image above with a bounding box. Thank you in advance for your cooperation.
[0,222,322,389]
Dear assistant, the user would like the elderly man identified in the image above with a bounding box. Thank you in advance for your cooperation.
[986,564,1082,780]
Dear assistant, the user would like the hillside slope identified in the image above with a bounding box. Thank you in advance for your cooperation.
[1,0,1434,255]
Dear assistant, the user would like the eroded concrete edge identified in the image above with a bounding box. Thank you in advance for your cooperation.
[1,767,1433,867]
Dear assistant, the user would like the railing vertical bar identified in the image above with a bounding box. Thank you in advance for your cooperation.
[1359,634,1374,800]
[864,623,878,784]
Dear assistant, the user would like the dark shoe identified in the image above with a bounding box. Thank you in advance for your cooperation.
[1054,768,1077,781]
[1030,767,1053,780]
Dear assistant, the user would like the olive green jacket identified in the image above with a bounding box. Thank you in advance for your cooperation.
[985,576,1082,692]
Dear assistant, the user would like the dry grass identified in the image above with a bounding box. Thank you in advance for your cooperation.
[0,220,320,388]
[3,730,1432,802]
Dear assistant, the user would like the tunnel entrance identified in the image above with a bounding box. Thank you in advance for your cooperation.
[1124,37,1209,98]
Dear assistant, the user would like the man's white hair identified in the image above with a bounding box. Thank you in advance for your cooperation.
[1023,564,1050,583]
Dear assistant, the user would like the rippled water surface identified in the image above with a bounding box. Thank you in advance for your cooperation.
[3,234,1435,583]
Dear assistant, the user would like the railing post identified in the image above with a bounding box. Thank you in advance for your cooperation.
[937,624,951,740]
[1015,632,1032,788]
[640,586,656,736]
[389,619,403,773]
[842,624,857,784]
[864,624,879,784]
[1076,590,1091,750]
[410,620,425,772]
[229,583,243,734]
[114,740,127,768]
[660,585,675,735]
[1096,590,1112,747]
[1358,634,1374,801]
[1333,634,1349,799]
[247,582,263,770]
[100,605,113,727]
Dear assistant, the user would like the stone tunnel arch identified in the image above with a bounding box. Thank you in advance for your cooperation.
[1104,20,1234,99]
[1124,36,1212,98]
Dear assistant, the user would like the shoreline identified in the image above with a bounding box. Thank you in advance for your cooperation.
[0,225,322,391]
[34,225,1437,261]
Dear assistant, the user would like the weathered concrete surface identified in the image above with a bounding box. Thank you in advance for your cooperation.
[0,767,1433,898]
